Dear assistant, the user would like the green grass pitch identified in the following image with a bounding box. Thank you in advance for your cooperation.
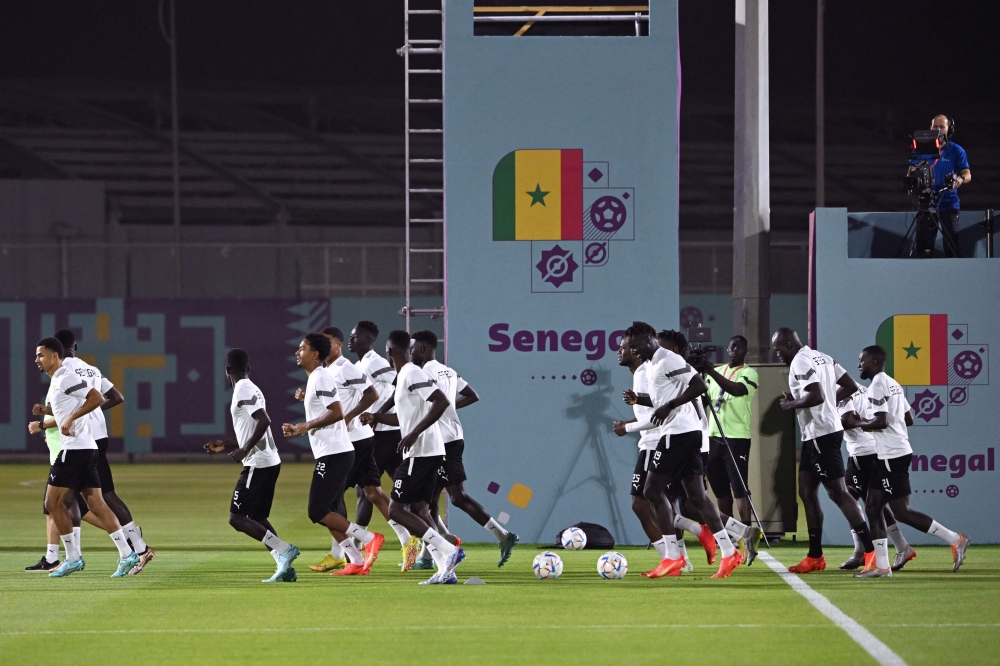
[1,463,998,665]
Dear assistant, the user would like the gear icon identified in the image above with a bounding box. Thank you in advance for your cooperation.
[912,388,945,423]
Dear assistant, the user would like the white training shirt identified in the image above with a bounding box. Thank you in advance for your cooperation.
[331,355,375,442]
[357,350,399,432]
[867,371,913,460]
[48,365,98,452]
[393,362,445,460]
[697,399,710,453]
[625,362,659,451]
[788,346,846,441]
[303,366,354,458]
[838,384,877,457]
[230,378,281,468]
[61,356,114,441]
[645,346,702,443]
[422,358,468,444]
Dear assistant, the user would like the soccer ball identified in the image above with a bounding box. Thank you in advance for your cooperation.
[533,552,564,579]
[597,552,628,579]
[561,527,587,551]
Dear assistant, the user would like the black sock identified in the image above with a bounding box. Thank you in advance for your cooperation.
[851,522,875,553]
[807,529,823,558]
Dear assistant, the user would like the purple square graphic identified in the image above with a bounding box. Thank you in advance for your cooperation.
[622,192,630,199]
[952,328,964,340]
[588,168,603,182]
[487,482,500,494]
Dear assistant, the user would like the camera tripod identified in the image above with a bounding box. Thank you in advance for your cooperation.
[897,186,961,258]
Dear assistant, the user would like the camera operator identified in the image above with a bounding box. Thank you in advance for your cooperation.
[692,336,758,525]
[915,115,971,257]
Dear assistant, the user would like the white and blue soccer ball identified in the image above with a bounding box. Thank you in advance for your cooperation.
[533,551,564,580]
[560,527,587,551]
[597,551,628,579]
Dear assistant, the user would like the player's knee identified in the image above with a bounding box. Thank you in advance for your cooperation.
[44,495,61,514]
[642,483,662,505]
[307,503,329,524]
[228,513,244,530]
[631,495,649,516]
[387,500,404,522]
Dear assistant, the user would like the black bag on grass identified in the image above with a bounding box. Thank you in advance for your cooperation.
[554,522,615,550]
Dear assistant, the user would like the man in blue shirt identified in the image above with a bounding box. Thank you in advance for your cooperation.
[929,115,971,257]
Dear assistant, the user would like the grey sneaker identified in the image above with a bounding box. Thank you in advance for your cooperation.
[853,567,891,579]
[498,532,519,567]
[891,545,916,572]
[839,552,866,570]
[744,527,763,566]
[951,534,971,572]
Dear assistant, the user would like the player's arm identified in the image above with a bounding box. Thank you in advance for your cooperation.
[835,370,859,403]
[398,389,449,453]
[60,388,105,436]
[204,436,239,454]
[283,399,344,438]
[343,386,378,425]
[626,389,653,408]
[855,411,888,432]
[31,402,52,416]
[231,408,272,463]
[780,382,823,411]
[101,386,124,411]
[652,373,708,426]
[454,383,479,409]
[704,366,748,397]
[904,411,914,427]
[28,417,57,435]
[362,393,398,426]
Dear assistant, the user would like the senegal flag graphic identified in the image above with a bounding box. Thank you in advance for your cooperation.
[875,314,949,385]
[493,149,583,241]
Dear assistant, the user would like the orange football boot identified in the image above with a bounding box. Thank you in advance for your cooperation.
[711,550,744,579]
[788,555,826,574]
[362,533,385,573]
[642,557,684,578]
[697,525,718,565]
[331,563,368,576]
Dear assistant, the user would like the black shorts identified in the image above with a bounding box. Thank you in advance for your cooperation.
[48,449,101,492]
[706,437,751,499]
[649,431,705,481]
[846,453,878,495]
[800,431,846,481]
[438,439,468,487]
[308,451,354,523]
[373,429,403,479]
[345,437,381,489]
[42,483,89,517]
[630,449,656,497]
[95,437,115,493]
[231,464,281,520]
[392,455,444,505]
[870,454,912,498]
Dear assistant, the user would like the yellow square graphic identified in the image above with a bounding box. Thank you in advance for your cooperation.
[137,423,152,438]
[507,483,533,509]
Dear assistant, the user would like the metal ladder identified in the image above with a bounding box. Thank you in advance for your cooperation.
[399,0,446,357]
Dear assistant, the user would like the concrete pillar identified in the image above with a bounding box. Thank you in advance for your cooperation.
[733,0,771,362]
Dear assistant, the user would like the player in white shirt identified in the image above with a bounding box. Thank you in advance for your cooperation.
[624,322,741,579]
[773,327,874,574]
[50,329,155,575]
[203,348,299,582]
[366,330,465,584]
[35,337,139,578]
[847,345,970,577]
[410,330,519,567]
[349,321,405,528]
[282,333,385,577]
[298,327,419,573]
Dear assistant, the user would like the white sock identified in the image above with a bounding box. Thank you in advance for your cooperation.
[122,521,147,553]
[262,530,290,554]
[927,520,961,546]
[60,533,81,561]
[664,535,680,560]
[330,537,344,559]
[714,529,736,558]
[874,538,890,569]
[419,541,430,560]
[46,543,60,563]
[484,517,508,542]
[850,530,864,556]
[109,529,132,558]
[270,549,281,565]
[426,543,448,570]
[388,520,411,546]
[422,528,456,556]
[340,538,365,565]
[346,523,375,545]
[436,515,452,535]
[71,526,81,556]
[651,537,668,559]
[674,514,701,536]
[886,523,909,551]
[678,540,691,568]
[725,516,749,540]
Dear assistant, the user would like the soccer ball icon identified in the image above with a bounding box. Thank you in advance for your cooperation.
[589,195,627,234]
[953,350,982,380]
[533,552,564,579]
[560,527,587,550]
[597,552,628,579]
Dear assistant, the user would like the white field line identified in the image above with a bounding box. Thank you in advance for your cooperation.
[1,623,996,639]
[759,552,907,666]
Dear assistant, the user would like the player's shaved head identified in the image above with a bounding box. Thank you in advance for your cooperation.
[54,329,76,353]
[412,330,437,349]
[387,329,411,350]
[863,345,887,363]
[771,327,803,366]
[226,348,250,374]
[355,320,379,339]
[322,327,344,342]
